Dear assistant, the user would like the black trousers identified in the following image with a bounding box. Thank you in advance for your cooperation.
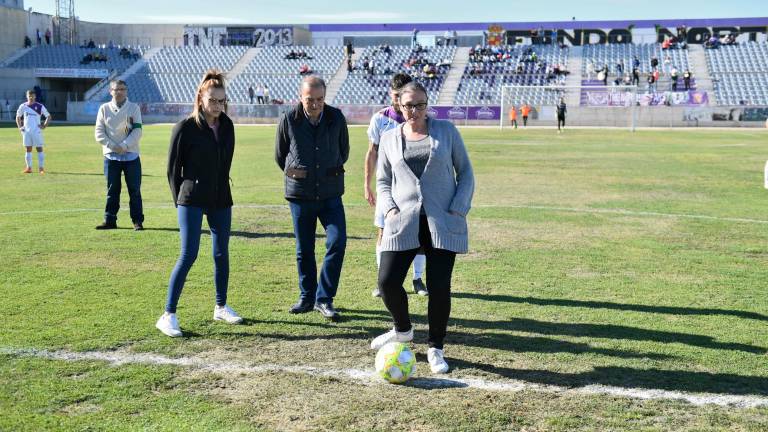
[557,115,565,129]
[378,215,456,349]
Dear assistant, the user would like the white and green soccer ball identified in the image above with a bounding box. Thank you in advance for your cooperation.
[375,342,416,384]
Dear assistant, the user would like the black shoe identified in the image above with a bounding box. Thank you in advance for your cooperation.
[289,300,314,314]
[95,221,117,230]
[314,302,340,321]
[413,278,428,296]
[133,222,144,231]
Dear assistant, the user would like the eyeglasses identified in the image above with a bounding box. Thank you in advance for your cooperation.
[401,102,428,112]
[207,97,227,106]
[111,87,127,92]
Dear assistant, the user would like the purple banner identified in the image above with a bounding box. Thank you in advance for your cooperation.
[637,91,709,107]
[427,105,501,120]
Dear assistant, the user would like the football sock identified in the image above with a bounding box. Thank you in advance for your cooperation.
[37,152,44,168]
[25,152,32,168]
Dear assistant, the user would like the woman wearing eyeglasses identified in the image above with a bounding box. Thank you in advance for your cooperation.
[370,81,475,373]
[156,70,241,337]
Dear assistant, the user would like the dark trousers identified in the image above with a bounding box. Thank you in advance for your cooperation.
[523,116,528,126]
[104,157,143,224]
[557,115,565,130]
[379,216,457,349]
[510,118,517,128]
[165,205,231,313]
[288,196,347,305]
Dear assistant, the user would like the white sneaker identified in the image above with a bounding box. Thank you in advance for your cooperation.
[370,327,413,350]
[427,347,449,374]
[213,304,243,324]
[156,312,182,337]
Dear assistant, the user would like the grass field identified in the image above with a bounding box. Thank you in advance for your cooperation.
[2,123,768,431]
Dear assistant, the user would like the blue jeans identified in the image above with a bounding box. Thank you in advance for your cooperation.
[288,196,347,305]
[165,205,231,313]
[103,157,143,223]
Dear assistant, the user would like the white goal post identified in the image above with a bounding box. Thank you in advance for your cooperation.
[500,84,639,131]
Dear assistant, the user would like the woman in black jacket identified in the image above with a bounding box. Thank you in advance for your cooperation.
[156,70,241,337]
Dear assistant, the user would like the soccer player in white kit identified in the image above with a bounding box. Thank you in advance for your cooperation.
[365,73,426,297]
[16,90,51,174]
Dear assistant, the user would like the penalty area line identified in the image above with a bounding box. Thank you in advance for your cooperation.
[2,347,767,409]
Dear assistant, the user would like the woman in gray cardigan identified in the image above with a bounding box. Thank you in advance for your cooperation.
[370,82,475,374]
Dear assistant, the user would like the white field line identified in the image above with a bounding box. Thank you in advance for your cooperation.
[2,347,767,409]
[1,203,768,225]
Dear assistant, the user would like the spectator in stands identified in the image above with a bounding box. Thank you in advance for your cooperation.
[193,34,199,46]
[159,70,241,337]
[87,39,96,49]
[263,86,270,104]
[44,29,51,45]
[94,79,144,231]
[508,105,518,129]
[370,80,475,375]
[24,36,31,48]
[36,29,41,45]
[616,60,624,75]
[632,55,640,70]
[248,85,255,104]
[683,69,692,91]
[183,33,189,46]
[443,30,452,47]
[411,28,419,48]
[650,56,659,71]
[452,30,458,46]
[622,73,632,86]
[275,75,349,321]
[256,85,266,104]
[586,61,595,80]
[5,100,11,120]
[556,98,567,132]
[647,71,657,93]
[632,67,640,86]
[670,67,679,91]
[299,64,312,75]
[663,55,672,76]
[521,103,532,127]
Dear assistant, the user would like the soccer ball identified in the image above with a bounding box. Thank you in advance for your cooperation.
[375,342,416,384]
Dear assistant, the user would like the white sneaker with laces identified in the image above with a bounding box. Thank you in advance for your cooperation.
[156,312,182,337]
[213,304,243,324]
[370,327,413,350]
[427,347,449,374]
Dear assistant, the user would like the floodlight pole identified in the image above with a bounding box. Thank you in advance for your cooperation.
[54,0,77,45]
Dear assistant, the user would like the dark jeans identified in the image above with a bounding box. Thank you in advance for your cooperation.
[288,196,347,305]
[104,157,143,223]
[379,215,457,349]
[165,205,231,313]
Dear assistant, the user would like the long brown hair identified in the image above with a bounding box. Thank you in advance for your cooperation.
[191,69,227,128]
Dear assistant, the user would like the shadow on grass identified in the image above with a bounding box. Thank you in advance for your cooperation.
[450,358,768,396]
[452,292,768,322]
[141,227,367,240]
[346,309,765,354]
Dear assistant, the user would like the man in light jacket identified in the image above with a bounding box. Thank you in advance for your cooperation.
[94,80,144,230]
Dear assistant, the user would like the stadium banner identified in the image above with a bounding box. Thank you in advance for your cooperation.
[585,90,709,107]
[336,104,503,122]
[34,68,109,79]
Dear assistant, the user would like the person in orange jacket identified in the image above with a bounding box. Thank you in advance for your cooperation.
[520,103,532,127]
[508,105,518,129]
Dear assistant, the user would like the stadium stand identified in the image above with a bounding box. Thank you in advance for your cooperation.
[581,43,690,76]
[333,45,456,105]
[455,45,570,105]
[6,45,144,73]
[228,45,345,105]
[705,41,768,105]
[113,46,248,103]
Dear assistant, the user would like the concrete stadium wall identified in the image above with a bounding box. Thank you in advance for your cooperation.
[76,21,186,48]
[0,6,27,59]
[0,68,38,105]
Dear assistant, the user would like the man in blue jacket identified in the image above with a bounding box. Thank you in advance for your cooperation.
[275,76,350,321]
